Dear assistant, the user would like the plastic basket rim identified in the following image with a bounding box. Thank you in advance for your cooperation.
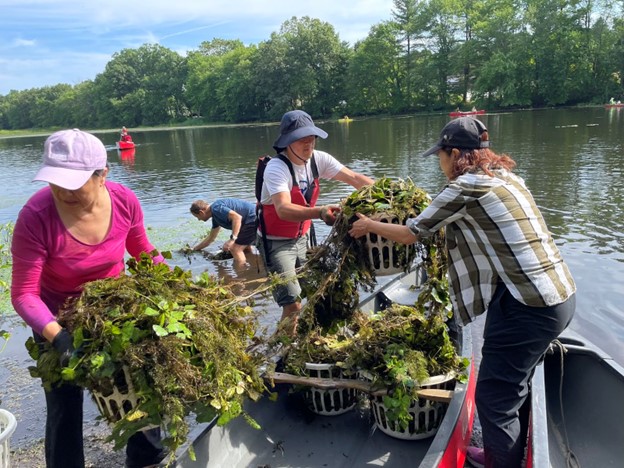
[0,408,17,442]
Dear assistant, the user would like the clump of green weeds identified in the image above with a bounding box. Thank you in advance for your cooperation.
[26,253,268,462]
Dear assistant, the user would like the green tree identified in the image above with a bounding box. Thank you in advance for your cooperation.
[93,44,188,127]
[346,22,403,114]
[392,0,422,109]
[251,16,350,119]
[185,39,259,122]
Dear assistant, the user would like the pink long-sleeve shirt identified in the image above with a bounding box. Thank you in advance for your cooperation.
[11,181,162,335]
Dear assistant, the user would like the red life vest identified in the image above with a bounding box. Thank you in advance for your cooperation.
[260,155,320,239]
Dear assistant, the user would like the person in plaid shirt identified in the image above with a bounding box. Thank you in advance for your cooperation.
[349,117,576,468]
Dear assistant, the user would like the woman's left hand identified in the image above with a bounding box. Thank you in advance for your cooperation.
[348,213,370,238]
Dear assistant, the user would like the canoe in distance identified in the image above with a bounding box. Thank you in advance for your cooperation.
[449,110,485,117]
[174,267,477,467]
[528,329,624,467]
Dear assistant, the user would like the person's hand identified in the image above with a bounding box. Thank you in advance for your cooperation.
[348,213,371,238]
[52,328,74,368]
[222,239,234,251]
[319,205,341,226]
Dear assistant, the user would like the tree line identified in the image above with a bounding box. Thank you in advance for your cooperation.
[1,0,623,130]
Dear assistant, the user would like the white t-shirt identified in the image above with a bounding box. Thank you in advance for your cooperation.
[260,150,344,205]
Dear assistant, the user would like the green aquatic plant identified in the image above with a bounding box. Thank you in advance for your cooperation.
[0,222,14,341]
[26,252,268,462]
[285,304,469,430]
[298,177,446,333]
[286,177,463,429]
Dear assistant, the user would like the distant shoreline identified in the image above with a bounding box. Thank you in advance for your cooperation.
[0,103,611,140]
[0,120,280,140]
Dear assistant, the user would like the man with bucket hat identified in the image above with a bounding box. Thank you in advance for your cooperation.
[257,110,373,336]
[349,117,575,468]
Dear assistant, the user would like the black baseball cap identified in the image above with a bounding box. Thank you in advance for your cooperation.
[421,117,490,156]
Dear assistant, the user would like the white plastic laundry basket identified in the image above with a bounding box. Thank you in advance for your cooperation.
[370,373,455,440]
[0,409,17,468]
[91,366,142,423]
[365,213,414,276]
[303,363,358,416]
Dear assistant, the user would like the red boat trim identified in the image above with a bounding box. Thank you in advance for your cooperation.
[438,359,477,468]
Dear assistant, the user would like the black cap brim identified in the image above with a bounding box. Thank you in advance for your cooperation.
[421,143,442,157]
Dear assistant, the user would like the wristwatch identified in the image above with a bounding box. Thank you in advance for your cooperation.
[230,234,238,240]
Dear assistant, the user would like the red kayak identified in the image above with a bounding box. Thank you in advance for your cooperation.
[604,103,624,108]
[117,140,135,150]
[449,110,486,117]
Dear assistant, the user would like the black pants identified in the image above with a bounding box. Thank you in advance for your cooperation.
[44,381,165,467]
[475,283,575,468]
[35,333,165,468]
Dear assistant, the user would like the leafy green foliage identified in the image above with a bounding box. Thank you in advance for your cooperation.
[26,253,267,459]
[286,178,465,429]
[0,222,14,341]
[3,3,624,129]
[297,177,439,333]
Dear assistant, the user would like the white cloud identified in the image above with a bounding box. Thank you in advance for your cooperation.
[11,38,36,47]
[0,0,395,94]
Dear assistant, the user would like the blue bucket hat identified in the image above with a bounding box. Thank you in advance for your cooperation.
[273,110,328,151]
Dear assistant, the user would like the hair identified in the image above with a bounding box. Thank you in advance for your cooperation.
[444,130,516,180]
[92,164,109,178]
[190,199,209,215]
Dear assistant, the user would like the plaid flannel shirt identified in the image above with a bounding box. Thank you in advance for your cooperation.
[407,170,576,326]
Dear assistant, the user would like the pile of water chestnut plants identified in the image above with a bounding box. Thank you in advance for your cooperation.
[286,177,464,429]
[26,252,268,462]
[297,176,447,334]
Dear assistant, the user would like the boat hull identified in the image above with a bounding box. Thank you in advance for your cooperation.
[528,330,624,467]
[449,110,485,117]
[605,103,624,108]
[174,269,476,467]
[117,140,135,150]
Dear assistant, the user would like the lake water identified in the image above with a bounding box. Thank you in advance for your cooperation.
[1,107,623,369]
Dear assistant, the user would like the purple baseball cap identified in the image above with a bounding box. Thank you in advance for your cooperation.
[33,129,107,190]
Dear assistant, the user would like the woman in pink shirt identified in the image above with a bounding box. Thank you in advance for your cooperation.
[11,129,166,468]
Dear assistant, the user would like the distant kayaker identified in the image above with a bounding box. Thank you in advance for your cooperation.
[189,198,256,266]
[120,126,132,142]
[257,110,374,336]
[349,117,576,468]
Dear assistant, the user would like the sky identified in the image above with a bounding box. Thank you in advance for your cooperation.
[0,0,396,96]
